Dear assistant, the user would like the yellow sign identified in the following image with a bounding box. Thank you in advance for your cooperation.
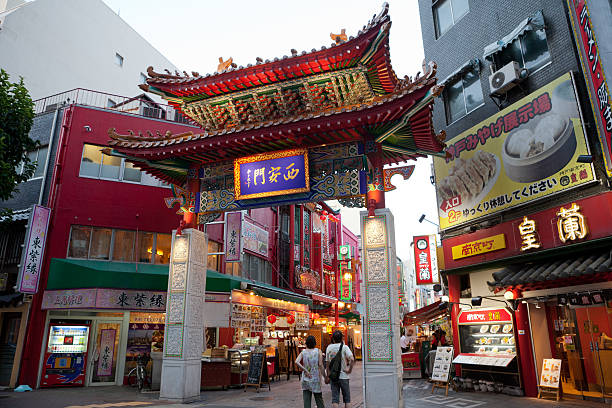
[435,73,594,230]
[556,202,588,243]
[518,216,541,251]
[451,234,506,260]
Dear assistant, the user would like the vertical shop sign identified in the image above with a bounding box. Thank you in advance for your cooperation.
[303,210,311,268]
[568,0,612,177]
[413,235,439,285]
[18,205,51,294]
[97,329,116,376]
[225,212,242,262]
[340,263,352,301]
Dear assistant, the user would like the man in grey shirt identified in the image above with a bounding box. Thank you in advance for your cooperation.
[325,330,355,408]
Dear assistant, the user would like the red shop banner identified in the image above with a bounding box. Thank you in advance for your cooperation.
[458,308,513,324]
[567,0,612,177]
[443,192,612,270]
[413,235,439,285]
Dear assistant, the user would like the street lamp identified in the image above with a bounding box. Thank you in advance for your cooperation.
[418,214,439,227]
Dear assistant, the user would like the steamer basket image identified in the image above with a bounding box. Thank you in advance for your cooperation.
[502,114,577,183]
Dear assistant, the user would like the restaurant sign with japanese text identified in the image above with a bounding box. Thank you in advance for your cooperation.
[567,0,612,177]
[18,205,51,294]
[234,149,309,200]
[434,73,594,230]
[413,235,439,285]
[42,288,166,311]
[451,234,506,260]
[225,211,242,262]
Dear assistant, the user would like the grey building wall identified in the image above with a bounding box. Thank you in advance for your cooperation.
[418,0,607,234]
[1,108,64,211]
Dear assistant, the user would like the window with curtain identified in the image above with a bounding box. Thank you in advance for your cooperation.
[495,28,550,73]
[68,226,171,264]
[207,241,221,272]
[433,0,469,38]
[444,69,484,124]
[225,261,241,276]
[112,230,135,262]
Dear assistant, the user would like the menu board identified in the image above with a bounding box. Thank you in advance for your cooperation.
[540,359,562,388]
[231,303,252,329]
[250,306,265,333]
[295,312,310,330]
[431,346,453,382]
[452,353,515,367]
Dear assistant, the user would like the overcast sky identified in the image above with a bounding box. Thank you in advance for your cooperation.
[100,0,440,263]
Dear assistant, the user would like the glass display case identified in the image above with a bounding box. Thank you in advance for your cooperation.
[229,349,250,386]
[459,321,515,355]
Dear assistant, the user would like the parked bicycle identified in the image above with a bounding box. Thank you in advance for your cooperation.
[127,353,151,391]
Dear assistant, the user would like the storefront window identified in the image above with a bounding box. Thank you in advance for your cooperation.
[226,261,241,276]
[112,230,135,262]
[136,231,154,263]
[79,145,102,177]
[89,228,111,260]
[208,241,221,271]
[68,226,91,258]
[155,233,171,264]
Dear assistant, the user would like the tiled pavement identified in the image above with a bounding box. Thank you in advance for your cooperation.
[2,365,609,408]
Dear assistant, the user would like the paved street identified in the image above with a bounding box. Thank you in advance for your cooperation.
[2,364,609,408]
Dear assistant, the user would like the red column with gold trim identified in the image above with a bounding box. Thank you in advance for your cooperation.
[447,274,461,376]
[515,302,538,397]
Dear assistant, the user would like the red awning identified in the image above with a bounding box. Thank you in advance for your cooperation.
[306,291,338,304]
[403,301,447,325]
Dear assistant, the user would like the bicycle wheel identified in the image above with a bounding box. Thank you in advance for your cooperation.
[127,368,138,387]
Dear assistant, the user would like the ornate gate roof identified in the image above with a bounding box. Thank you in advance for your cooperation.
[106,3,446,186]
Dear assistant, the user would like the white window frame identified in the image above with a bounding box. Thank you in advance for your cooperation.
[433,0,469,39]
[17,146,49,181]
[445,70,485,125]
[494,30,552,76]
[78,144,168,187]
[67,225,171,265]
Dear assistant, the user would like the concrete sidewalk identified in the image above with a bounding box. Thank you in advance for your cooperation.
[3,366,609,408]
[0,362,363,408]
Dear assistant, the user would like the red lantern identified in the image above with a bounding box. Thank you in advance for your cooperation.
[267,314,277,324]
[287,315,295,325]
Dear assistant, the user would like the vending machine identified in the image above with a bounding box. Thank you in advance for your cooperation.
[41,323,90,387]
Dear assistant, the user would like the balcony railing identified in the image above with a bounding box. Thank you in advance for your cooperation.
[32,88,197,126]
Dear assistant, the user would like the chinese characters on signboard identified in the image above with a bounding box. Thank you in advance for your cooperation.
[518,216,541,251]
[97,329,116,377]
[243,219,269,257]
[339,263,352,301]
[451,234,506,260]
[434,73,594,229]
[18,205,51,294]
[41,289,166,311]
[413,235,439,285]
[225,212,242,262]
[567,0,612,177]
[234,149,309,200]
[515,202,588,248]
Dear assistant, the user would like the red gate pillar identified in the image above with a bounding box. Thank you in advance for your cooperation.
[515,302,538,397]
[366,144,385,210]
[182,174,199,229]
[447,274,461,376]
[289,205,295,289]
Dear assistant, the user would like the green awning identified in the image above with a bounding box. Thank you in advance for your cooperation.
[46,258,312,306]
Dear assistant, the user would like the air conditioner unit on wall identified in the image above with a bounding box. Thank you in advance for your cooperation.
[489,61,521,95]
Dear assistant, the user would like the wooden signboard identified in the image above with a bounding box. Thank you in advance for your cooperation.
[538,358,562,401]
[431,346,453,396]
[244,352,270,392]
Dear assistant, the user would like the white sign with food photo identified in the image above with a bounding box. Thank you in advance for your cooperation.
[434,72,594,230]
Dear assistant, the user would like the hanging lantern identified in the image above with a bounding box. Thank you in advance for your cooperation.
[267,314,277,324]
[287,314,295,325]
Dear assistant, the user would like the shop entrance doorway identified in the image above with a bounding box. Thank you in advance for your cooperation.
[88,321,122,386]
[547,300,612,402]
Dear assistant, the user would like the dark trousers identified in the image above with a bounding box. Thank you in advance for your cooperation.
[303,389,325,408]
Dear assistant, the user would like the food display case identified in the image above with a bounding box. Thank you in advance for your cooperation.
[41,323,90,387]
[229,349,250,386]
[453,308,521,386]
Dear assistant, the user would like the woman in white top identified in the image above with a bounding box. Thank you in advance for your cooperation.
[295,335,326,408]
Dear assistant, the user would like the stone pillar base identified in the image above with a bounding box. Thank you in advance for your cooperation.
[160,359,201,402]
[364,362,404,408]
